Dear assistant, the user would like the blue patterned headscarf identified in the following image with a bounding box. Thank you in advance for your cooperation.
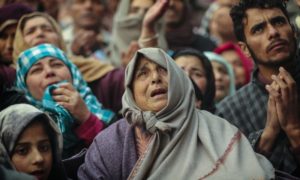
[16,44,115,125]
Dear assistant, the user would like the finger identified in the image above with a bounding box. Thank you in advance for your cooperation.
[52,94,70,103]
[58,83,76,92]
[270,81,280,92]
[279,67,294,84]
[279,67,296,95]
[52,86,73,96]
[271,74,288,100]
[266,85,280,98]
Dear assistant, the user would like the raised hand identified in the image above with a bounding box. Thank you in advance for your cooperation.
[143,0,170,30]
[139,0,169,47]
[52,82,90,124]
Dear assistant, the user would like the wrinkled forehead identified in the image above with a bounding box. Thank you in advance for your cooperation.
[243,8,288,29]
[21,14,55,32]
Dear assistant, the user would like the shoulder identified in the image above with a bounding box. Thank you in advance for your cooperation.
[78,119,134,179]
[197,110,238,132]
[216,82,265,114]
[94,118,131,146]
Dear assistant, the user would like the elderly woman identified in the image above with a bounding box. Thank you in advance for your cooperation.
[16,43,115,158]
[13,12,124,115]
[78,48,274,179]
[0,104,68,180]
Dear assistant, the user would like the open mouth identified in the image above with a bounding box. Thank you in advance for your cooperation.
[150,88,167,97]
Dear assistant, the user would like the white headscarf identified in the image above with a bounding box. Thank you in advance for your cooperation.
[122,48,274,179]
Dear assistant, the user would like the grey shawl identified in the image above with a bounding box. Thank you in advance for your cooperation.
[122,48,274,179]
[0,104,63,162]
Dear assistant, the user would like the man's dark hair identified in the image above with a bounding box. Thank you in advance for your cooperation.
[230,0,290,42]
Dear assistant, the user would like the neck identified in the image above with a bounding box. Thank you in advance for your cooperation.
[74,25,100,34]
[257,59,296,82]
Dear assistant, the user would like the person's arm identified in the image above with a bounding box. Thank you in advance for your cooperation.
[74,113,105,146]
[255,90,281,157]
[270,67,300,162]
[138,0,169,48]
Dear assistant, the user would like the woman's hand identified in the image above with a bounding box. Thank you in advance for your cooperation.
[52,82,90,124]
[139,0,169,47]
[142,0,169,31]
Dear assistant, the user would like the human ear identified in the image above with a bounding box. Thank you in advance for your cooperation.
[238,41,251,58]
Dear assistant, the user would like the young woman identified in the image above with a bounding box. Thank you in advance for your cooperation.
[0,104,68,180]
[16,44,115,158]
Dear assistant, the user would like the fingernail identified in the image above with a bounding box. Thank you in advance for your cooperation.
[271,75,276,79]
[279,67,284,71]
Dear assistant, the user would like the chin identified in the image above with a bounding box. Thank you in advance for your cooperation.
[152,102,168,112]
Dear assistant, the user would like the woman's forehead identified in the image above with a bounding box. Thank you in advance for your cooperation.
[23,15,53,29]
[135,56,165,70]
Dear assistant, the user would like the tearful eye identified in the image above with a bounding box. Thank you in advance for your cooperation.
[158,67,167,75]
[29,67,43,75]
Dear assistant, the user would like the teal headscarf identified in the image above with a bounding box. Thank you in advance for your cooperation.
[16,44,115,156]
[204,51,236,100]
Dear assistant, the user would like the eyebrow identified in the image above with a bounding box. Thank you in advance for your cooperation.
[136,62,149,72]
[250,15,287,33]
[17,139,50,145]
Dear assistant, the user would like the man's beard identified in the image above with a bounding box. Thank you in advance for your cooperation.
[246,37,297,68]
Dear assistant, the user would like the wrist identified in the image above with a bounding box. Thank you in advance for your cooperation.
[286,128,300,148]
[257,128,280,156]
[75,111,91,125]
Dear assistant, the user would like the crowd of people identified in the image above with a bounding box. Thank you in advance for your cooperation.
[0,0,300,179]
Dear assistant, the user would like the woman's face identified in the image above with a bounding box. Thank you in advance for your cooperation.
[175,55,207,95]
[11,121,53,180]
[221,50,246,87]
[26,57,72,100]
[211,61,230,102]
[132,56,168,112]
[23,16,60,47]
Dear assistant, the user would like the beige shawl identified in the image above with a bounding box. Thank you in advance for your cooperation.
[122,48,274,179]
[13,12,114,82]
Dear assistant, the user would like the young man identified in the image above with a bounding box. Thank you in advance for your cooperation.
[216,0,300,176]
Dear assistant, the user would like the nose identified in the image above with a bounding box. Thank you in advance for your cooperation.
[35,27,44,37]
[5,35,14,50]
[151,70,161,84]
[169,0,175,6]
[214,70,222,81]
[83,0,93,8]
[44,64,55,78]
[267,24,279,39]
[32,148,44,165]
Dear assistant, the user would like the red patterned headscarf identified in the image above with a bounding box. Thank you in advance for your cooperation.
[214,42,254,84]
